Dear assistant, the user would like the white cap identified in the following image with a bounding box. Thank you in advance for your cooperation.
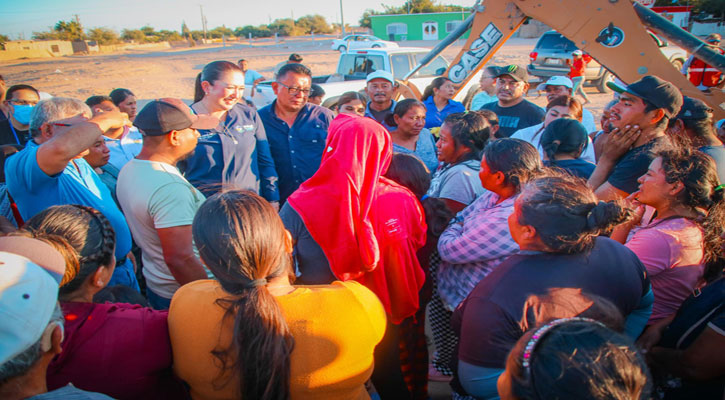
[366,70,395,84]
[537,75,573,91]
[572,50,583,56]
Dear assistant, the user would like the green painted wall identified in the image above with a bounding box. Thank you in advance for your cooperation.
[370,12,470,41]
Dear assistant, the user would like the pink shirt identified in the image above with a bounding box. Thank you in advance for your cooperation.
[626,218,705,323]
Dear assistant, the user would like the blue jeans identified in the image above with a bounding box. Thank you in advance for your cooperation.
[572,76,589,102]
[108,259,140,292]
[146,288,172,310]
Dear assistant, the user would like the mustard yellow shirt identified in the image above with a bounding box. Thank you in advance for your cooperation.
[168,280,386,400]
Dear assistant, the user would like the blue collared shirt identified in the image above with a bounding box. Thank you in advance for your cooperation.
[185,104,279,201]
[423,96,466,129]
[5,140,137,288]
[364,100,397,132]
[258,101,334,203]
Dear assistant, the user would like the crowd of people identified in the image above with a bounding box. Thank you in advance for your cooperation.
[0,50,723,400]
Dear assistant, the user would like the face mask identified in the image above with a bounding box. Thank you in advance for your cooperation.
[12,105,34,126]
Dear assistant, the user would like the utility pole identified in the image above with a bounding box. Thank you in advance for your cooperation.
[199,5,208,40]
[73,13,84,40]
[340,0,345,36]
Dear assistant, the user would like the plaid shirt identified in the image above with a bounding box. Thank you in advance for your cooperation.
[436,190,519,311]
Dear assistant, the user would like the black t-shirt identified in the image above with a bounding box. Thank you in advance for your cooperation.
[480,99,545,138]
[0,118,28,146]
[279,202,336,285]
[544,159,596,179]
[451,237,649,369]
[608,136,668,194]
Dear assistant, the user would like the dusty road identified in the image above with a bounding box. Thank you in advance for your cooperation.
[1,36,614,123]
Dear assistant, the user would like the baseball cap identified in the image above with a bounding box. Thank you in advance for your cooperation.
[133,98,219,136]
[366,70,395,84]
[0,236,66,284]
[310,84,325,98]
[495,64,529,83]
[706,33,721,44]
[676,96,713,120]
[537,75,573,91]
[0,251,62,364]
[607,75,683,118]
[572,50,583,56]
[288,53,303,62]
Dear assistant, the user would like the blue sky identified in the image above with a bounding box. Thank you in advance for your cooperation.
[1,0,477,39]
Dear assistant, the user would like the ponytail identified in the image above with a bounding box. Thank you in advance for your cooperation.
[194,73,205,103]
[193,190,294,399]
[702,185,725,282]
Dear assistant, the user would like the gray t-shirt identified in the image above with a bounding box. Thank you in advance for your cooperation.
[392,128,439,174]
[27,385,114,400]
[426,159,485,205]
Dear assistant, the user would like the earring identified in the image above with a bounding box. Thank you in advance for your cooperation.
[97,279,103,286]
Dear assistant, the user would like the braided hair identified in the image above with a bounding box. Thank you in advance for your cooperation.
[22,204,116,296]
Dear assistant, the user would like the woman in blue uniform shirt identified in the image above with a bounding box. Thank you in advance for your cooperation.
[186,61,280,207]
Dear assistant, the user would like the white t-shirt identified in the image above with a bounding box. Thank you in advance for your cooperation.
[117,159,208,298]
[104,126,143,170]
[511,122,596,163]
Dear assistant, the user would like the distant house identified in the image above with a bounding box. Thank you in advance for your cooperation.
[370,12,470,41]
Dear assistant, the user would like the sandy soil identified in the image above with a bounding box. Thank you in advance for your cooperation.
[0,36,613,123]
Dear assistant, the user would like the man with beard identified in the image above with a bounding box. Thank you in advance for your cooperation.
[364,70,397,131]
[588,75,683,201]
[480,65,544,137]
[259,63,334,203]
[117,98,219,309]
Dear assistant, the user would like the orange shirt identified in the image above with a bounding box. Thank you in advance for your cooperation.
[168,280,386,400]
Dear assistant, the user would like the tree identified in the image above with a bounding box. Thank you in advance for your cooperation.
[181,21,191,37]
[121,29,145,42]
[54,20,85,41]
[235,25,273,38]
[268,18,297,36]
[209,25,234,39]
[32,30,59,40]
[296,15,333,34]
[359,0,467,27]
[88,27,119,45]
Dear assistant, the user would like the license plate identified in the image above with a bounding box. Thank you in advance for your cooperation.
[546,58,563,65]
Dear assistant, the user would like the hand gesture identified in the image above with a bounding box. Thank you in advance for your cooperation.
[600,124,641,162]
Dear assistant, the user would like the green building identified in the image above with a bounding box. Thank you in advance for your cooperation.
[370,12,471,41]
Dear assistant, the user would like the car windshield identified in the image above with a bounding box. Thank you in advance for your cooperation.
[414,54,449,77]
[537,33,578,53]
[338,54,385,76]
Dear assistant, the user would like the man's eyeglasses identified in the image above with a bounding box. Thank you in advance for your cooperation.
[277,82,311,96]
[9,99,38,106]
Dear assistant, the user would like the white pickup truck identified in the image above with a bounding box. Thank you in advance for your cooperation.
[250,47,482,109]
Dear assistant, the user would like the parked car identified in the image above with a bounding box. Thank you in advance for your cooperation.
[527,30,688,93]
[331,35,399,52]
[252,47,481,109]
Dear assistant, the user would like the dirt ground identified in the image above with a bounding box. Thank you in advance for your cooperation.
[0,36,614,124]
[1,36,621,400]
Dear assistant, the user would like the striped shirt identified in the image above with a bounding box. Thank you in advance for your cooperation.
[436,190,519,311]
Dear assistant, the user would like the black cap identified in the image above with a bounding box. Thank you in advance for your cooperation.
[677,96,713,120]
[133,98,219,136]
[608,75,683,119]
[288,53,303,62]
[495,64,529,83]
[310,84,325,98]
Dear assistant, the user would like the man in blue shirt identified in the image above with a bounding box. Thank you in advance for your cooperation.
[5,97,139,290]
[238,59,265,101]
[258,63,335,203]
[364,70,397,131]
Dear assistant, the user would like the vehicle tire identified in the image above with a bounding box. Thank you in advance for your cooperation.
[372,44,381,48]
[671,58,683,72]
[596,71,614,94]
[337,45,347,52]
